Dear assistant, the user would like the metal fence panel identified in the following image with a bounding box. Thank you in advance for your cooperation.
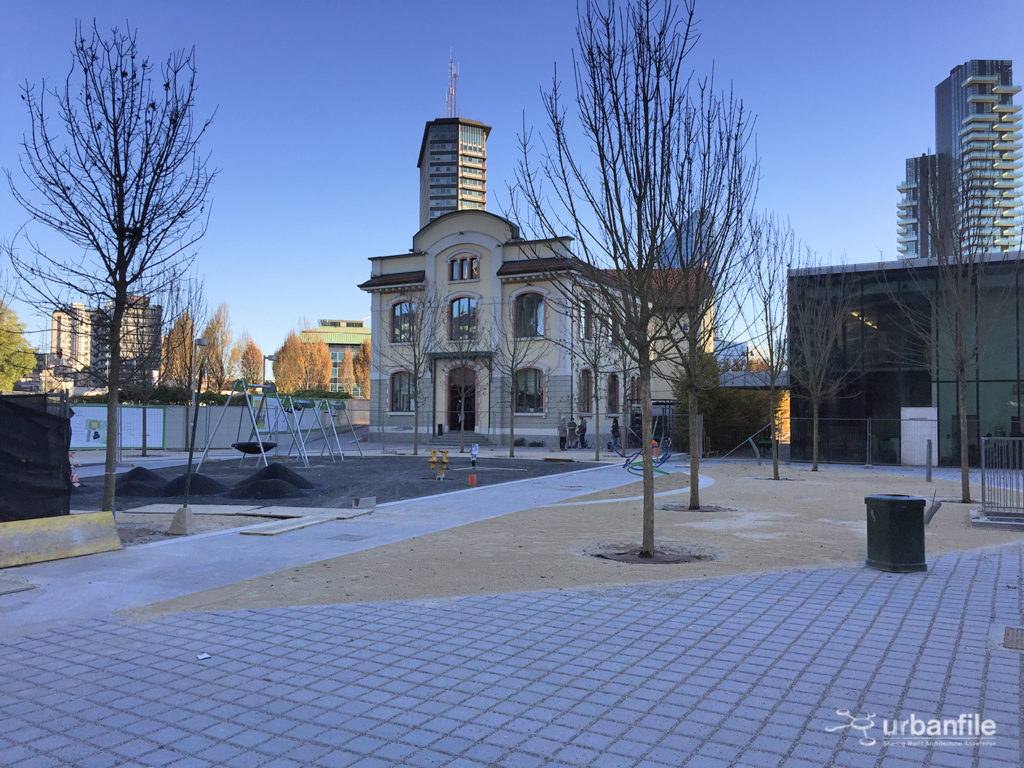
[981,437,1024,520]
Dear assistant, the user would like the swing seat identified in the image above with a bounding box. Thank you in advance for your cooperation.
[232,441,278,455]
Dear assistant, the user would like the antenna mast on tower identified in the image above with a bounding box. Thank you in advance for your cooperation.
[446,54,458,118]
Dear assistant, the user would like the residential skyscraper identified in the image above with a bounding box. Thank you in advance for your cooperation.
[417,117,490,228]
[898,59,1022,257]
[51,302,92,369]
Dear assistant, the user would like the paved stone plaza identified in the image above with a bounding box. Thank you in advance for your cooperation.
[2,541,1022,767]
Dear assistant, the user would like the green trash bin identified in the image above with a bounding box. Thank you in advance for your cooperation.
[865,494,927,573]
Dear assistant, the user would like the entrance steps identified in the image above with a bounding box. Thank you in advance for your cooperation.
[429,433,492,448]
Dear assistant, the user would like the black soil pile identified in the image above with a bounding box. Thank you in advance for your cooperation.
[161,473,227,496]
[120,467,165,484]
[116,480,167,497]
[225,478,306,499]
[116,467,167,496]
[245,462,315,489]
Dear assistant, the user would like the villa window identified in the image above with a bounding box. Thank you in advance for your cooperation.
[579,301,594,341]
[607,373,620,414]
[449,255,479,282]
[391,301,413,343]
[450,297,477,341]
[515,368,544,414]
[580,369,593,413]
[514,292,544,338]
[389,371,414,412]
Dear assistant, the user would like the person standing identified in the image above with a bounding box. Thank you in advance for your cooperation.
[578,417,588,449]
[558,416,568,450]
[610,417,621,452]
[567,416,578,449]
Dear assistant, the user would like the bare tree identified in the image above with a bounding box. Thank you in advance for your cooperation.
[493,295,546,457]
[374,288,445,455]
[885,158,1022,501]
[657,73,758,510]
[514,0,757,548]
[787,254,857,471]
[5,21,215,511]
[747,214,794,480]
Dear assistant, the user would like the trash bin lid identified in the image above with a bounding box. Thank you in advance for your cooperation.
[865,494,926,502]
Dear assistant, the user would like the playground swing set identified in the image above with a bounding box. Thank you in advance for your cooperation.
[195,379,361,472]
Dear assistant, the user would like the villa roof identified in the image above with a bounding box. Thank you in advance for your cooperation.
[357,270,426,292]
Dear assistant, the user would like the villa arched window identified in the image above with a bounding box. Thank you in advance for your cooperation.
[607,373,620,414]
[450,297,477,340]
[514,292,545,337]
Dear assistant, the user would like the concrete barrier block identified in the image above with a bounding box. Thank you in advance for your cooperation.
[0,511,122,568]
[352,497,376,509]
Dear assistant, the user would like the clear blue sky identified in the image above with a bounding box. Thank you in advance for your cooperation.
[2,0,1022,358]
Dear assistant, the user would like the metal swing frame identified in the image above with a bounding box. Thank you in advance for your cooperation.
[195,379,308,471]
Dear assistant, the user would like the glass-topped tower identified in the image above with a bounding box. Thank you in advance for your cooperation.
[898,60,1022,257]
[417,117,491,228]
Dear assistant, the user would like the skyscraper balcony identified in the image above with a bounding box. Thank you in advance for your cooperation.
[993,83,1022,95]
[962,74,999,87]
[961,112,998,126]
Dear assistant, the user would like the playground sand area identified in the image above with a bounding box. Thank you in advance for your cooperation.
[138,460,1024,616]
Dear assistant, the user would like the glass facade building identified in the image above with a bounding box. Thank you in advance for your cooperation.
[789,256,1024,466]
[898,60,1022,258]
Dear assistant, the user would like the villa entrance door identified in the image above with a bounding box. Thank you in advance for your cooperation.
[447,366,476,432]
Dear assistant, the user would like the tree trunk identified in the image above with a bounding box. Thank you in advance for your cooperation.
[509,384,516,458]
[958,372,970,503]
[101,304,125,512]
[687,387,701,510]
[141,405,148,457]
[811,398,820,472]
[640,363,654,557]
[412,380,420,456]
[593,379,600,461]
[769,385,779,480]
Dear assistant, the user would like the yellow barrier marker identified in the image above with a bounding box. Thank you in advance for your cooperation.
[0,511,121,568]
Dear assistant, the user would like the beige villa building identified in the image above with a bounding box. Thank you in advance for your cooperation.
[359,209,683,447]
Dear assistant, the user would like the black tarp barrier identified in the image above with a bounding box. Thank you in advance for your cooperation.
[0,393,72,522]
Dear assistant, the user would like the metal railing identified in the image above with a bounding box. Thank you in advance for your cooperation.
[980,437,1024,519]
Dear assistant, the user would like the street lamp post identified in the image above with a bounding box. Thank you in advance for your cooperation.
[171,337,208,535]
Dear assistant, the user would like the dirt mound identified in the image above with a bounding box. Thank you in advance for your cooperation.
[116,479,166,497]
[120,467,165,484]
[161,473,227,496]
[225,478,307,499]
[245,463,315,489]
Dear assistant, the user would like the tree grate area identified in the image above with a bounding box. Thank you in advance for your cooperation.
[1004,626,1024,651]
